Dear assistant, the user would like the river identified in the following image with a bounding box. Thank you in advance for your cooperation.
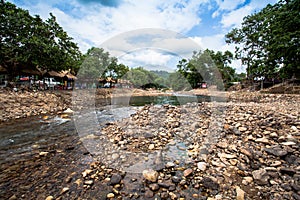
[0,95,220,199]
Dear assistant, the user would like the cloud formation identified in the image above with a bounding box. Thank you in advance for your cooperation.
[9,0,278,72]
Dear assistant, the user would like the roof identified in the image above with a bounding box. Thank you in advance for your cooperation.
[0,66,7,73]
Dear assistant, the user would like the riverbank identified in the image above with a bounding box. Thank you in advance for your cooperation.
[0,88,200,122]
[1,87,298,122]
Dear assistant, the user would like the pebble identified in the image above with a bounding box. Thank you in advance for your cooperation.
[197,162,207,171]
[39,152,49,156]
[143,169,159,182]
[166,162,175,168]
[84,180,93,185]
[148,144,155,150]
[183,168,193,177]
[236,186,245,200]
[110,174,122,185]
[107,193,115,198]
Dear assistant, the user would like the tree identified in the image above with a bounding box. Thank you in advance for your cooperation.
[0,1,81,79]
[226,0,300,79]
[167,71,191,91]
[122,67,163,88]
[78,47,111,80]
[205,49,237,88]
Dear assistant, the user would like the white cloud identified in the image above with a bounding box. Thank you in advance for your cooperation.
[216,0,246,10]
[17,0,209,52]
[220,0,278,28]
[220,5,253,28]
[212,0,246,18]
[10,0,278,73]
[119,49,174,69]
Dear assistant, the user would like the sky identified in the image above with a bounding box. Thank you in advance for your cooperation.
[9,0,278,73]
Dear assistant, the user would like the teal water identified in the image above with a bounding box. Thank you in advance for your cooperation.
[110,95,225,106]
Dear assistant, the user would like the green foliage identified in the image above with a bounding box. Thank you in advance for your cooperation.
[122,67,157,87]
[78,47,128,81]
[122,67,170,89]
[226,0,300,79]
[0,1,81,78]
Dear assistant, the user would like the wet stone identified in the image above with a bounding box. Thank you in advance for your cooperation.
[108,174,122,185]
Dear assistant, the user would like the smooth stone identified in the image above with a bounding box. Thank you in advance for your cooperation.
[143,169,159,182]
[107,193,115,198]
[39,151,49,156]
[238,127,247,132]
[281,141,296,146]
[84,180,93,185]
[63,108,74,114]
[61,187,69,194]
[197,162,207,171]
[166,162,175,168]
[201,177,219,190]
[183,168,193,177]
[280,167,296,176]
[148,144,155,150]
[110,174,122,185]
[236,186,245,200]
[169,192,177,200]
[45,196,54,200]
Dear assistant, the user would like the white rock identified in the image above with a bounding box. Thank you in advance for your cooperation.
[39,151,49,156]
[291,126,298,131]
[148,144,155,150]
[281,141,296,146]
[197,162,207,171]
[166,162,175,168]
[63,108,74,114]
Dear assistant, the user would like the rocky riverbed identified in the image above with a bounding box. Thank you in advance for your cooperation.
[81,93,299,199]
[0,91,299,199]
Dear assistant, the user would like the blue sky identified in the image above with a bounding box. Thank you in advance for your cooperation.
[9,0,278,72]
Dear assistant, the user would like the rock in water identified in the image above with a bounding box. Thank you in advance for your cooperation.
[110,174,122,185]
[142,169,159,182]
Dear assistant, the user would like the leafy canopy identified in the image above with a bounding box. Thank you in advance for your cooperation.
[0,1,82,77]
[225,0,300,79]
